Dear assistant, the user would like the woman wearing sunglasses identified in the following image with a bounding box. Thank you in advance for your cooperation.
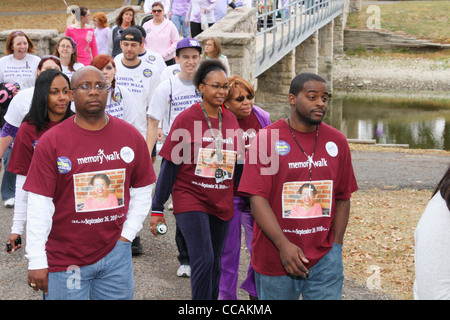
[220,75,271,300]
[142,1,180,66]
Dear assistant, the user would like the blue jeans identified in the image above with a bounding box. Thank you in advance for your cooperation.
[255,243,344,300]
[2,146,16,200]
[171,14,190,38]
[44,240,134,300]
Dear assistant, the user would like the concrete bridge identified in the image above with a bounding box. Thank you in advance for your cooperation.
[196,0,355,105]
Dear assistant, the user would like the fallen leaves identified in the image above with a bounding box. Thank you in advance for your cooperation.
[343,188,431,299]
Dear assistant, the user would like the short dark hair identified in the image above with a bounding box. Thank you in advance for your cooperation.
[298,183,318,196]
[90,173,111,186]
[71,6,89,21]
[193,59,227,89]
[152,1,164,10]
[132,25,146,38]
[289,73,327,96]
[23,69,73,132]
[38,56,62,72]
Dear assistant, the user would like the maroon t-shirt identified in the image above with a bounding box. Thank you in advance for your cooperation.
[8,121,59,176]
[158,103,242,221]
[238,119,358,275]
[23,115,156,272]
[237,111,262,149]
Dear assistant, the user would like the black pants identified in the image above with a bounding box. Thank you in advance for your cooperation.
[165,58,176,66]
[190,22,214,38]
[176,223,189,265]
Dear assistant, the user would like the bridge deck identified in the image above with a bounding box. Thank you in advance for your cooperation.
[255,0,345,77]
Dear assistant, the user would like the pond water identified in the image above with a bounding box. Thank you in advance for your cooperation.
[331,93,450,151]
[260,91,450,151]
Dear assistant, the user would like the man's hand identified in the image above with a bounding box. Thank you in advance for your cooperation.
[28,269,49,294]
[278,240,309,278]
[250,195,310,277]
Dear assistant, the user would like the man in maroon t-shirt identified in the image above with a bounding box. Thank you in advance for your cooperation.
[238,73,358,300]
[24,66,155,299]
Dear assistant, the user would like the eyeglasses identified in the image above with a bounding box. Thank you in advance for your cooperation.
[152,9,162,13]
[202,83,230,91]
[73,83,107,92]
[59,44,73,49]
[235,94,254,102]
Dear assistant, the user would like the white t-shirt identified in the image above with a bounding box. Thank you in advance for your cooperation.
[115,59,160,137]
[114,50,166,77]
[147,75,202,136]
[105,84,138,128]
[0,54,41,90]
[159,63,180,82]
[61,62,84,80]
[4,86,34,128]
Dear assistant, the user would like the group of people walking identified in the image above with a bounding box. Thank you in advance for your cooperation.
[2,0,448,302]
[0,18,358,301]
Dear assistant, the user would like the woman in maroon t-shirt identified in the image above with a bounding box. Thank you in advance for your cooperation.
[5,69,73,253]
[150,60,242,300]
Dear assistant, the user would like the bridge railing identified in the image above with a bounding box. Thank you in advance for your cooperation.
[255,0,345,77]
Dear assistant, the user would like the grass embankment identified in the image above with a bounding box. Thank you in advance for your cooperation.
[0,0,128,33]
[346,1,450,44]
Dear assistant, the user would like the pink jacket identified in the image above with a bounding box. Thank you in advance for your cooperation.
[142,19,180,62]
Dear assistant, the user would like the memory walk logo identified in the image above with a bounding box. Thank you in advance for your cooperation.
[288,157,328,169]
[77,149,121,165]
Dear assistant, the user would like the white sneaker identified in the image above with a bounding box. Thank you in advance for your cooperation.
[168,202,173,210]
[177,264,191,277]
[4,198,14,208]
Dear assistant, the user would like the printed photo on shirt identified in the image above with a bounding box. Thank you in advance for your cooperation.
[195,148,236,182]
[282,180,333,219]
[74,169,126,212]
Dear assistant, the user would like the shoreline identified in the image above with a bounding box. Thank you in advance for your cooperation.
[333,54,450,92]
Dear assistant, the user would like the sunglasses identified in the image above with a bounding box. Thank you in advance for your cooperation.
[152,9,162,13]
[235,94,254,102]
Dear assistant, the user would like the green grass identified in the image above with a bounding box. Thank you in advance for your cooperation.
[0,0,134,33]
[1,0,124,12]
[346,1,450,44]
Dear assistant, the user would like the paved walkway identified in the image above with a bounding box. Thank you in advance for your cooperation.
[1,149,447,300]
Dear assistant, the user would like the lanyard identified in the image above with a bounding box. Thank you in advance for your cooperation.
[200,102,223,162]
[287,117,319,182]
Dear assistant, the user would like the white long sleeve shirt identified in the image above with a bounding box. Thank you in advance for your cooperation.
[26,185,152,270]
[414,191,450,299]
